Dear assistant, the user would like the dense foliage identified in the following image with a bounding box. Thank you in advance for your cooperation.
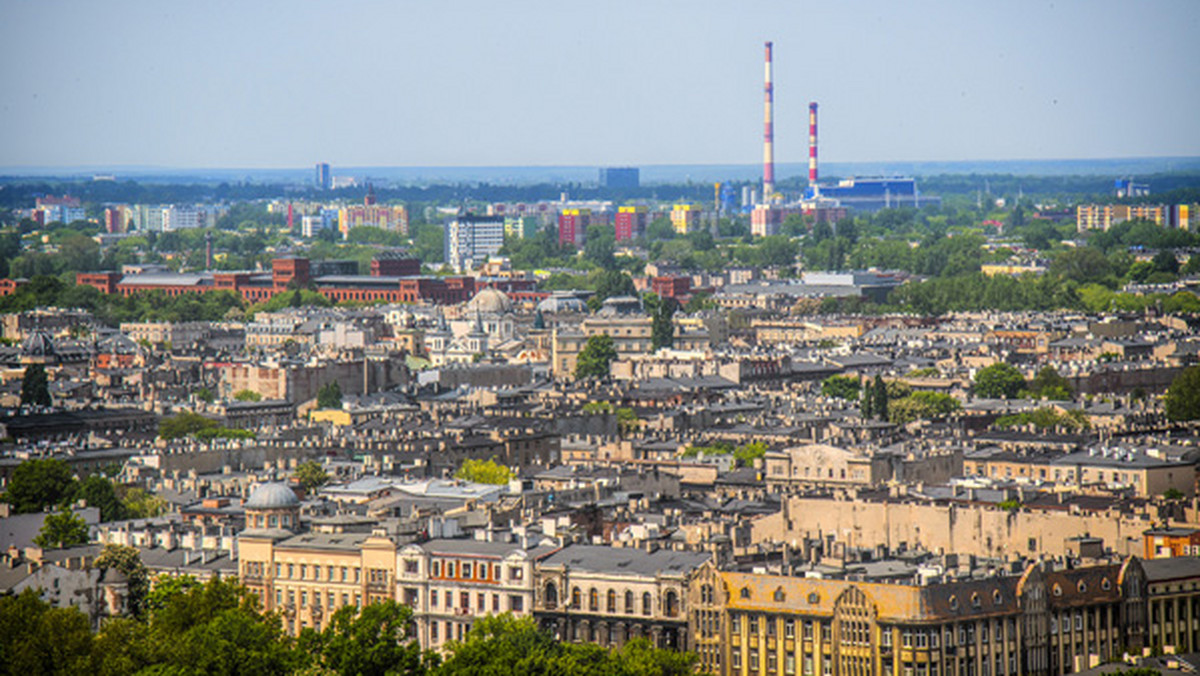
[821,375,861,400]
[158,411,256,441]
[0,580,698,676]
[454,458,513,485]
[293,461,330,493]
[974,363,1026,399]
[575,334,617,379]
[995,407,1090,431]
[1165,366,1200,422]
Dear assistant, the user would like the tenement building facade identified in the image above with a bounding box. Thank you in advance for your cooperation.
[691,558,1151,676]
[533,544,710,651]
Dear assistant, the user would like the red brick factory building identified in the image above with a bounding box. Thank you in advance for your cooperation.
[74,256,480,305]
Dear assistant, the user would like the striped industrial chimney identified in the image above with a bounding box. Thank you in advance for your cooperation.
[762,41,775,201]
[808,102,819,187]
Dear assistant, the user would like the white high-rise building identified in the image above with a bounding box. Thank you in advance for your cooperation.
[445,215,504,273]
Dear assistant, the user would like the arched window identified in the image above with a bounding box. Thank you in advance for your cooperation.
[625,590,635,613]
[665,590,680,617]
[589,588,599,611]
[571,587,581,610]
[544,582,558,610]
[642,592,652,616]
[607,590,617,613]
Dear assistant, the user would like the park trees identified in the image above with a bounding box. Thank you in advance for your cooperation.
[974,363,1026,399]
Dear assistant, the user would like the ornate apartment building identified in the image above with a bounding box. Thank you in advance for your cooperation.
[237,483,397,635]
[532,544,710,651]
[690,559,1155,676]
[396,538,560,649]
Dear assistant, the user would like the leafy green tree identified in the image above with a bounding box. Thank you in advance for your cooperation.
[733,441,768,467]
[311,600,431,676]
[616,407,639,437]
[861,379,875,419]
[145,574,201,612]
[889,392,962,424]
[1026,366,1073,400]
[574,334,617,380]
[1166,366,1200,422]
[1048,247,1113,285]
[234,389,263,402]
[0,589,94,675]
[821,375,861,400]
[591,270,637,307]
[317,381,343,409]
[34,508,90,549]
[2,458,76,514]
[120,487,167,518]
[123,576,301,673]
[974,363,1026,399]
[194,386,215,403]
[20,363,52,408]
[158,411,220,439]
[94,544,150,617]
[873,375,889,422]
[455,458,513,485]
[650,296,676,352]
[583,224,617,271]
[645,217,675,241]
[293,461,330,493]
[75,475,128,522]
[438,614,695,676]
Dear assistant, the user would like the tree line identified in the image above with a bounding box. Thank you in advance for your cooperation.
[0,576,698,676]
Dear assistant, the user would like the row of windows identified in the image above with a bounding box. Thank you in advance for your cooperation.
[546,585,678,617]
[421,588,525,613]
[424,559,521,582]
[276,588,360,610]
[274,562,360,583]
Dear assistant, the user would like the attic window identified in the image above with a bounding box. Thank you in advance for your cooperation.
[773,588,786,603]
[1101,578,1112,591]
[993,590,1002,605]
[1053,584,1062,597]
[808,592,820,604]
[1077,581,1087,593]
[971,593,981,609]
[949,595,959,611]
[740,587,751,600]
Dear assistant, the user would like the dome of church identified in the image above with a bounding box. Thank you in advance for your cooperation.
[466,287,513,314]
[245,482,300,509]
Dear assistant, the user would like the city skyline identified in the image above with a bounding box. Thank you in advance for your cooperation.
[2,0,1199,170]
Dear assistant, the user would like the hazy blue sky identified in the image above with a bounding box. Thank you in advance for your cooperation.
[2,0,1198,169]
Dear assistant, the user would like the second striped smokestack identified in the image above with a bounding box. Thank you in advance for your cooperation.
[808,102,819,187]
[762,41,775,201]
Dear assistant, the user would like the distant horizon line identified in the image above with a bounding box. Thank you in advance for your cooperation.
[4,154,1200,174]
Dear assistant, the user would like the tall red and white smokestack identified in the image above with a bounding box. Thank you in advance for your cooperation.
[808,102,819,187]
[762,41,775,201]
